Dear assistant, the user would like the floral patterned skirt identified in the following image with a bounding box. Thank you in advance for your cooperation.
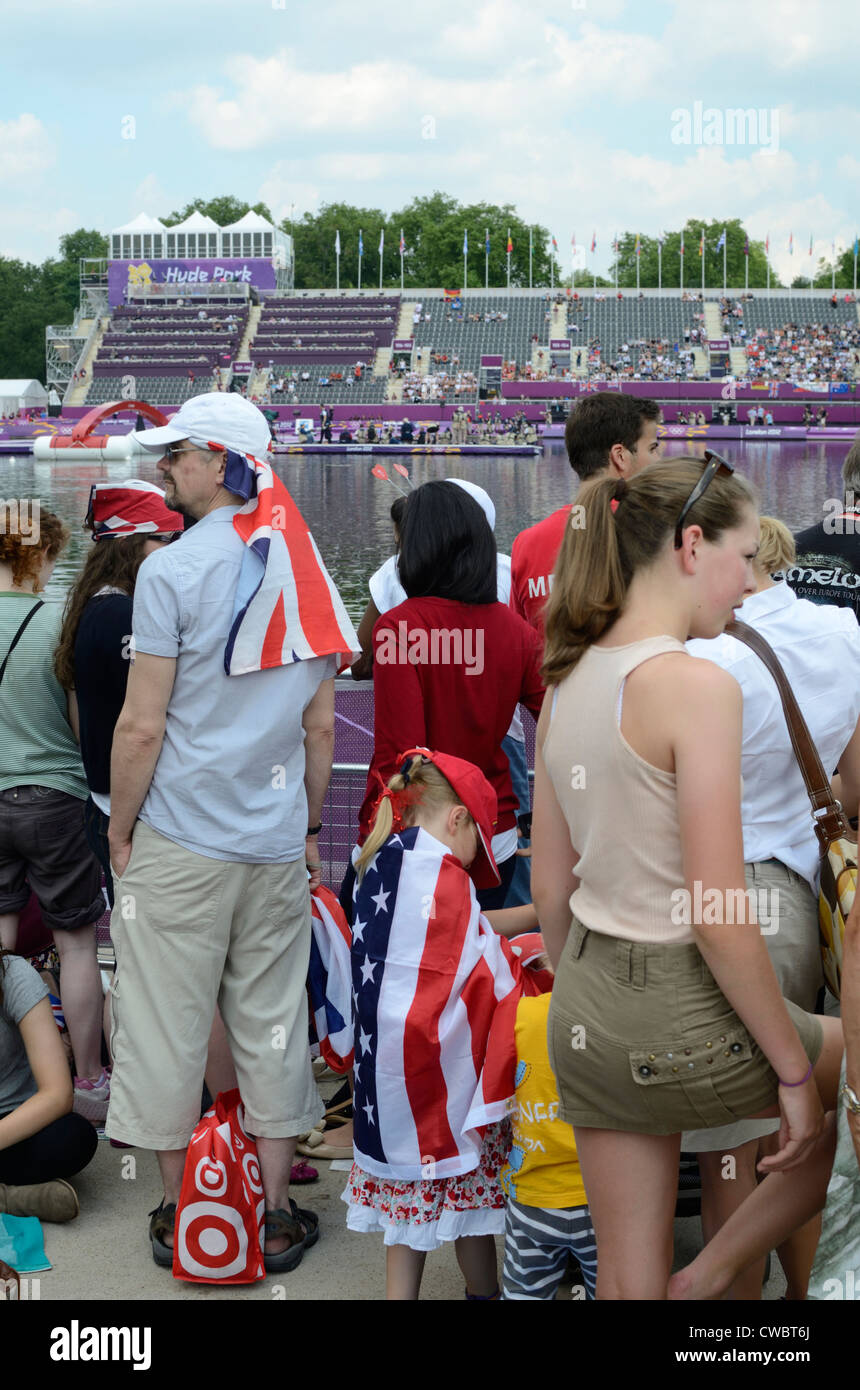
[342,1121,509,1251]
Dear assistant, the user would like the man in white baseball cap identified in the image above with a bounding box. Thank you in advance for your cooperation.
[107,392,356,1276]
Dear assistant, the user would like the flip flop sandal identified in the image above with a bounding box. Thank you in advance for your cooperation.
[148,1201,176,1268]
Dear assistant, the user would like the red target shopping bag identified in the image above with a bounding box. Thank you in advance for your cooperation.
[173,1088,265,1284]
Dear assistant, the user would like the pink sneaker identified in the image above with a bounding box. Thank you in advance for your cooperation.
[73,1068,110,1126]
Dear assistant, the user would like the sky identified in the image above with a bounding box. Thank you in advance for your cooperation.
[2,0,859,285]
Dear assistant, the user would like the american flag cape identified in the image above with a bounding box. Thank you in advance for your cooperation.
[307,885,354,1074]
[350,826,526,1182]
[223,448,360,675]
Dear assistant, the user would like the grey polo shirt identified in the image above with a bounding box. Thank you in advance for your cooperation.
[132,507,336,863]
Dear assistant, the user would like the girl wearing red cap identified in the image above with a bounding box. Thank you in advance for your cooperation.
[342,749,526,1300]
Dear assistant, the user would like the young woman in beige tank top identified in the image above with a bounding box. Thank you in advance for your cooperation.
[532,457,844,1300]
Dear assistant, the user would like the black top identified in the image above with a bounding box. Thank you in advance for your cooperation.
[73,593,134,796]
[786,514,860,621]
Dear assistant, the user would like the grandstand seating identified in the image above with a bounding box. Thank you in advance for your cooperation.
[85,375,218,406]
[405,295,546,373]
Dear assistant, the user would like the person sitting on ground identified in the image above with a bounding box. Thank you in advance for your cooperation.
[0,947,97,1222]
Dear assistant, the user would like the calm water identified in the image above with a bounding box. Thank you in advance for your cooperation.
[1,440,847,623]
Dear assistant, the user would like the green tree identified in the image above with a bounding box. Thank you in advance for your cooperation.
[610,220,779,290]
[288,192,555,289]
[161,196,274,227]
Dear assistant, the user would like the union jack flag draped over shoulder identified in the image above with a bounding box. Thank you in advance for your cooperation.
[224,449,360,675]
[349,825,527,1181]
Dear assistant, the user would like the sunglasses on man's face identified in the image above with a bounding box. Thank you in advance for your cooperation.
[673,450,735,549]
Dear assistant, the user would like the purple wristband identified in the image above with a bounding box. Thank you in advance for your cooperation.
[778,1063,813,1088]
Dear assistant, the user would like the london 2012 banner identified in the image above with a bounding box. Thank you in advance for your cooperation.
[108,259,277,306]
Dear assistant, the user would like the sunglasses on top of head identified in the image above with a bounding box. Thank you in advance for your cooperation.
[673,449,735,550]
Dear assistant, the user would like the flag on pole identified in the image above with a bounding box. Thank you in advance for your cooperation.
[698,232,704,256]
[379,229,384,255]
[744,236,749,256]
[399,229,405,255]
[789,233,793,255]
[809,233,813,256]
[463,230,468,255]
[680,232,685,255]
[765,233,770,254]
[635,234,641,257]
[551,235,558,252]
[334,230,341,255]
[855,236,859,258]
[485,229,491,255]
[506,234,513,254]
[716,229,726,251]
[359,229,364,256]
[590,231,596,253]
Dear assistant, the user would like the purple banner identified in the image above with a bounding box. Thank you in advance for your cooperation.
[232,361,253,373]
[549,339,571,350]
[708,339,730,350]
[481,355,503,367]
[392,339,414,351]
[108,259,277,307]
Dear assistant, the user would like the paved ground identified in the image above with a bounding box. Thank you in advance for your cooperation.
[24,1140,788,1304]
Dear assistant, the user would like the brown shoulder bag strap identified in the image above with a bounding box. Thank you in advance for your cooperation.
[726,618,851,852]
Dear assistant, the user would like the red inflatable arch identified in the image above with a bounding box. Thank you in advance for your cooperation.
[69,399,169,444]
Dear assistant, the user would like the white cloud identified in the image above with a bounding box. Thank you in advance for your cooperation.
[0,114,56,182]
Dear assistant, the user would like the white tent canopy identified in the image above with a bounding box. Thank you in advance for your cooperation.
[169,210,220,232]
[0,379,48,416]
[110,213,168,236]
[220,210,275,233]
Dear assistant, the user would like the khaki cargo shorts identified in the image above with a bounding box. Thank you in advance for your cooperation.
[547,917,823,1135]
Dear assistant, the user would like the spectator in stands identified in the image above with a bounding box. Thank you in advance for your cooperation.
[0,511,107,1126]
[510,394,662,633]
[786,441,860,621]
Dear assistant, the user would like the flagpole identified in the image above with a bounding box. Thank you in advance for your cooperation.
[636,238,640,291]
[723,237,727,293]
[745,244,749,292]
[657,239,662,292]
[506,228,511,290]
[832,244,836,293]
[614,233,618,291]
[400,229,404,293]
[550,236,554,293]
[335,231,340,292]
[855,239,858,294]
[485,228,489,292]
[379,233,384,292]
[766,237,771,290]
[701,236,705,293]
[529,227,533,289]
[680,241,684,291]
[358,229,362,292]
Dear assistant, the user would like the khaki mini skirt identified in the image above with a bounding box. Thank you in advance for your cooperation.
[546,917,824,1135]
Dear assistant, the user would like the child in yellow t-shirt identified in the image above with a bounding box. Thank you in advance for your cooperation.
[500,991,596,1299]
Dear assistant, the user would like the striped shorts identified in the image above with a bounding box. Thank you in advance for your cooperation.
[502,1198,597,1301]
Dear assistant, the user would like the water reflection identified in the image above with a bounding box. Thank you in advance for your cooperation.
[1,440,850,623]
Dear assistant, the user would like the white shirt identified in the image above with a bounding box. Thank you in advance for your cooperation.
[687,583,860,890]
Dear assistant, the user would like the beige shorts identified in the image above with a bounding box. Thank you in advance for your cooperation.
[547,916,823,1135]
[105,821,323,1150]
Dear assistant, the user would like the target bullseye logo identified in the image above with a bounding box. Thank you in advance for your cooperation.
[177,1201,249,1280]
[195,1156,228,1197]
[243,1152,264,1194]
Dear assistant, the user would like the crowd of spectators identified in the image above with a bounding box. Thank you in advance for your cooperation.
[744,322,860,386]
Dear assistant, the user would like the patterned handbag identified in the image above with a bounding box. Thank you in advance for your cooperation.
[728,619,857,997]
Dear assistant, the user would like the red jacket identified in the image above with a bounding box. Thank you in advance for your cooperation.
[358,597,545,841]
[509,506,572,635]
